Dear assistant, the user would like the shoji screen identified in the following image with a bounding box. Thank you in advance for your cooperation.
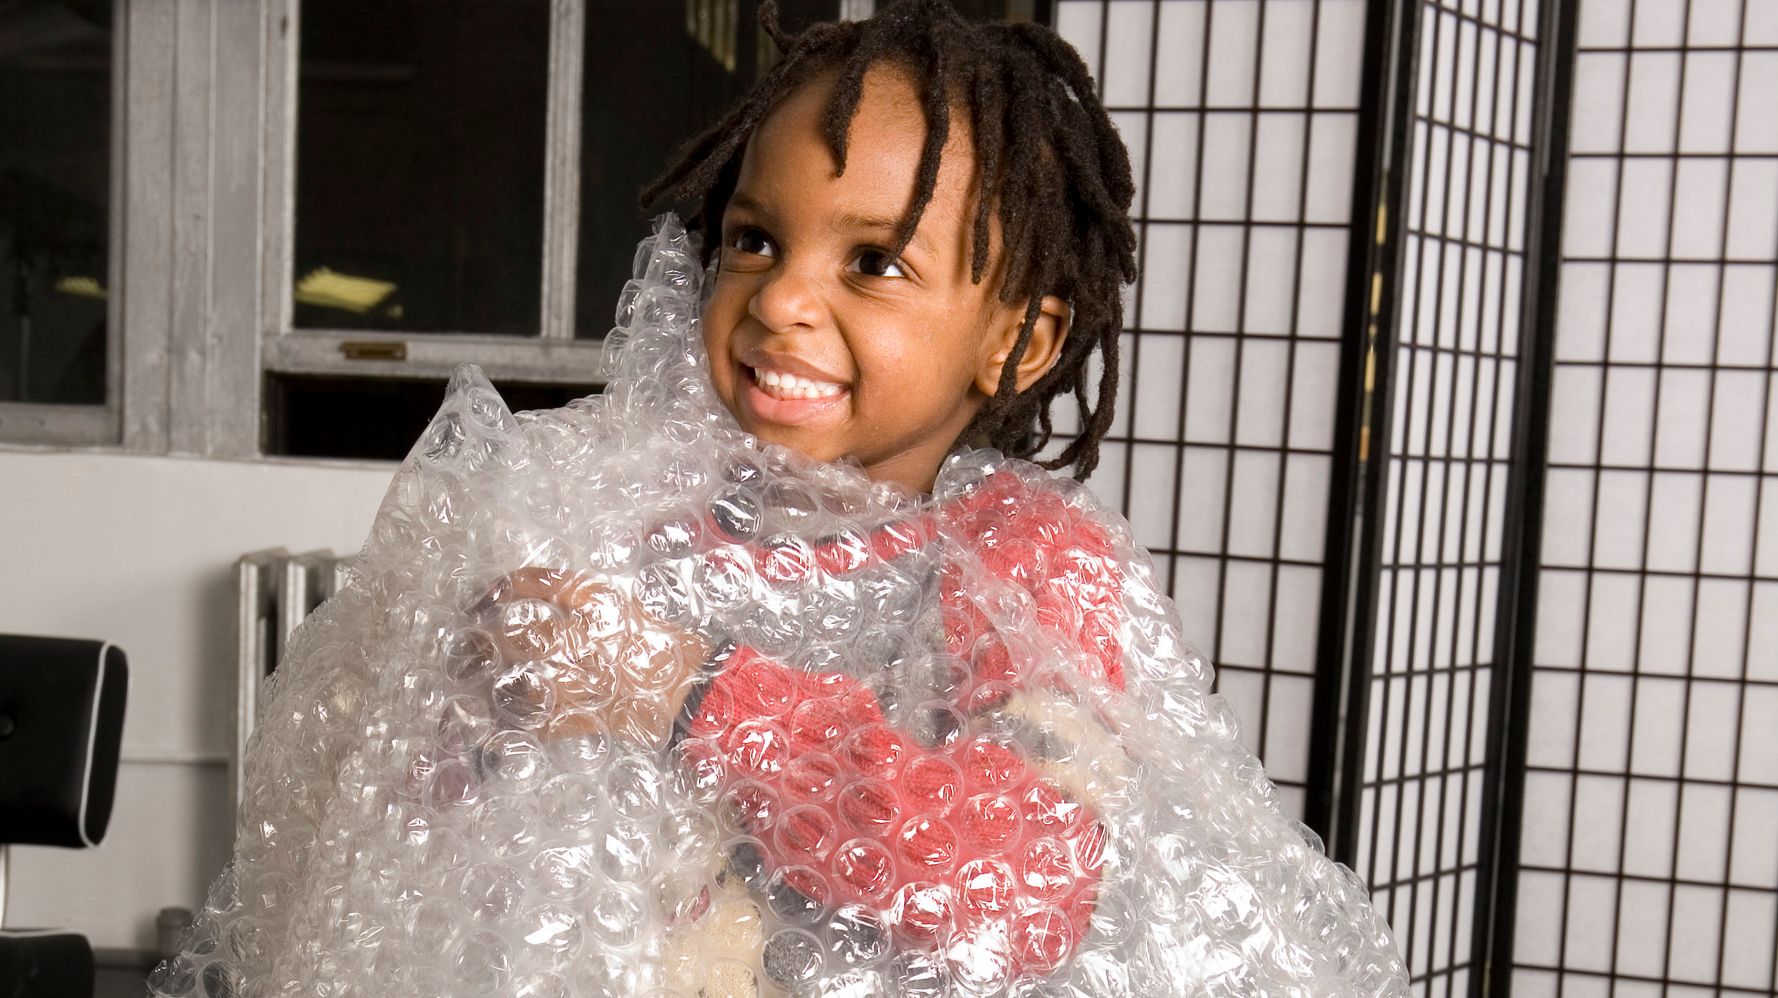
[1350,0,1545,991]
[1050,0,1368,822]
[1514,0,1778,992]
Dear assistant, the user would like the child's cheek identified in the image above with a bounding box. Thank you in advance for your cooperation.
[704,351,752,429]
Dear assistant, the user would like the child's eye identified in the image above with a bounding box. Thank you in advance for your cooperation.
[851,248,907,279]
[728,227,775,258]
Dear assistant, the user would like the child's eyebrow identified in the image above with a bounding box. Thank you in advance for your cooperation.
[727,190,770,217]
[836,211,934,259]
[729,189,933,260]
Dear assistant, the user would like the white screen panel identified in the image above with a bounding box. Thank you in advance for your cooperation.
[1516,0,1778,991]
[1353,0,1544,992]
[1051,0,1368,813]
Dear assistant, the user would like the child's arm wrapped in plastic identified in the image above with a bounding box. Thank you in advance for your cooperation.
[471,477,1121,979]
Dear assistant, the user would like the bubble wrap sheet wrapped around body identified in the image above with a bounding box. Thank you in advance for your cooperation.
[155,218,1408,998]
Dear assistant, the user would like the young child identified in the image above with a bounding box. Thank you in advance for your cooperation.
[156,2,1408,995]
[466,1,1401,993]
[645,0,1132,494]
[476,4,1142,981]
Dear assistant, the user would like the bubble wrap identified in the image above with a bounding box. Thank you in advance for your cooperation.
[152,217,1408,998]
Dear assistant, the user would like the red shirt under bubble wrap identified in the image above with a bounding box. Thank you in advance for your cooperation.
[675,471,1127,973]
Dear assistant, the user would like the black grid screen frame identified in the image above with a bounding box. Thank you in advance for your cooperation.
[1343,0,1547,990]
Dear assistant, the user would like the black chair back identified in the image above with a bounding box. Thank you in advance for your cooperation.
[0,635,128,849]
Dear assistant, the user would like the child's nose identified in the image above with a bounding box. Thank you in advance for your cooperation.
[747,265,825,334]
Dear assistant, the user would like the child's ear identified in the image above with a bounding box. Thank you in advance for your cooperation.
[976,294,1071,398]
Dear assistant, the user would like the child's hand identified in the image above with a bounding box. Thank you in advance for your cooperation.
[472,566,708,748]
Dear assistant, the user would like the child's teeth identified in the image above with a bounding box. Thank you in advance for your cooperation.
[753,367,842,399]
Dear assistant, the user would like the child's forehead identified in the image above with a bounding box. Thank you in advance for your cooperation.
[740,62,986,221]
[772,61,974,159]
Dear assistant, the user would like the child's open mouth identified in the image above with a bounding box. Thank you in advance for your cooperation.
[748,365,846,400]
[737,360,851,427]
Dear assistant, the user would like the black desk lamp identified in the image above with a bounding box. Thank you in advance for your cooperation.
[0,635,129,998]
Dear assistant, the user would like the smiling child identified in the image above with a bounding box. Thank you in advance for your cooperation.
[648,0,1135,494]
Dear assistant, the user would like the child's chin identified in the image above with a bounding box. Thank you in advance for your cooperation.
[749,424,845,464]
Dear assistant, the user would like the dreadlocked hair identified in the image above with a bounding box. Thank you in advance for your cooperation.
[641,0,1137,479]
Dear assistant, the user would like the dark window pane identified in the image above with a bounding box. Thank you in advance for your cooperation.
[296,0,549,335]
[574,0,841,337]
[0,0,112,406]
[267,373,598,460]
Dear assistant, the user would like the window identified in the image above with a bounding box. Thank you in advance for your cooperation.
[0,0,1051,457]
[292,0,552,337]
[0,0,119,445]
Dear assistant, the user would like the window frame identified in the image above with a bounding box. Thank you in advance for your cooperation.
[252,0,606,446]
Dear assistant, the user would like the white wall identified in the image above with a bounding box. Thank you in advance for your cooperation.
[0,449,392,951]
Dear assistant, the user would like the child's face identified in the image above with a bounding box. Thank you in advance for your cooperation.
[701,64,1032,493]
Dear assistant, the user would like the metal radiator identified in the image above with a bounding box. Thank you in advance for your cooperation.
[233,549,347,803]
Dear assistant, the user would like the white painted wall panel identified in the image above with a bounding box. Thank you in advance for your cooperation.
[0,450,390,949]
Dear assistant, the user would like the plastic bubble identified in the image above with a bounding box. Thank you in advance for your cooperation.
[406,896,461,953]
[424,757,480,811]
[490,661,555,730]
[460,862,526,922]
[767,866,833,925]
[442,629,501,685]
[709,488,763,543]
[800,968,883,998]
[512,972,573,998]
[481,729,547,793]
[944,923,1014,994]
[148,957,196,997]
[155,216,1405,997]
[471,799,538,858]
[722,836,773,894]
[889,949,951,998]
[598,820,657,883]
[763,928,826,988]
[606,753,667,819]
[532,845,597,900]
[453,930,512,995]
[826,903,891,966]
[517,904,583,961]
[588,887,644,948]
